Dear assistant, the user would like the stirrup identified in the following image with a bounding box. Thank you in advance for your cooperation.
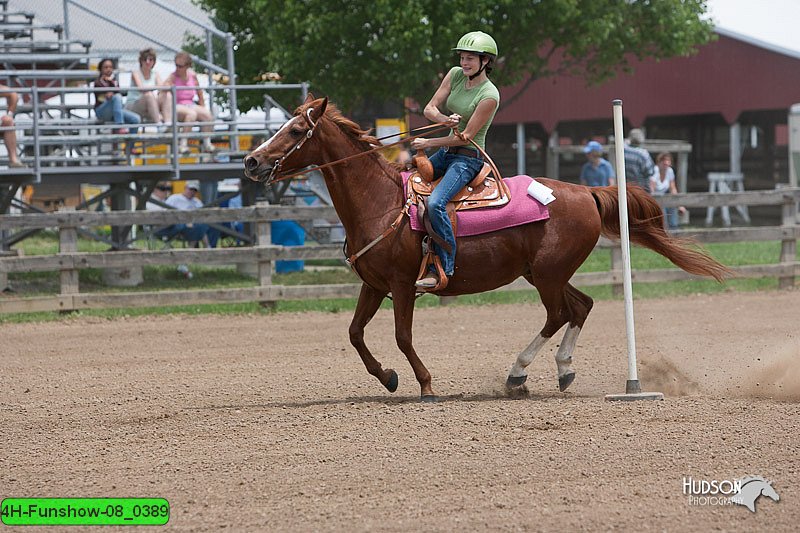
[415,275,439,289]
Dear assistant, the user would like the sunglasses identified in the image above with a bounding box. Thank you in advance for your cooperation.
[175,62,188,68]
[156,186,171,192]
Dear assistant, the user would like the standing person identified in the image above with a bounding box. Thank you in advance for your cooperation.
[409,31,500,290]
[125,48,172,126]
[579,140,615,187]
[649,152,686,230]
[94,58,141,134]
[623,128,655,190]
[165,52,215,154]
[0,85,25,168]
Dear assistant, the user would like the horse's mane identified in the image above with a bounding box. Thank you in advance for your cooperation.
[296,101,380,150]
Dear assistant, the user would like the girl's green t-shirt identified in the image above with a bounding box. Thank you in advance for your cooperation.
[445,66,500,150]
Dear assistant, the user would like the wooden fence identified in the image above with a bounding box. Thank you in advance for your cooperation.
[0,189,798,314]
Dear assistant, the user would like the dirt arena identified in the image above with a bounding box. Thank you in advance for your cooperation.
[2,289,799,531]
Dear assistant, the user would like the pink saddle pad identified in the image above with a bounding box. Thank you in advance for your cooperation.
[403,174,550,237]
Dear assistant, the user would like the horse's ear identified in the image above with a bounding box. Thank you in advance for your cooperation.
[304,92,315,104]
[309,96,328,122]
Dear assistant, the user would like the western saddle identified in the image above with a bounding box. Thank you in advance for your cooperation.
[407,151,510,292]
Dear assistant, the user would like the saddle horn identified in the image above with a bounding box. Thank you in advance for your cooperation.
[412,149,434,183]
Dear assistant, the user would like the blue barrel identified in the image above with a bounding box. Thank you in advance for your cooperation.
[271,221,305,273]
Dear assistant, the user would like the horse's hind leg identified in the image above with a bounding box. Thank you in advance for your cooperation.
[349,284,398,392]
[552,284,593,391]
[506,275,555,391]
[506,281,593,393]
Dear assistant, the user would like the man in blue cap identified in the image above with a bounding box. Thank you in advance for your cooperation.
[579,140,615,187]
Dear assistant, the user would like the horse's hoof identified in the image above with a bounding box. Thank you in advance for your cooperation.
[559,372,576,392]
[420,394,438,403]
[384,370,398,393]
[506,375,528,388]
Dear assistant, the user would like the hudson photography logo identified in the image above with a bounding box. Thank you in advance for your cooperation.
[682,475,780,512]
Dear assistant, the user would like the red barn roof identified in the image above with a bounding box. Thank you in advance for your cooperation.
[494,31,800,131]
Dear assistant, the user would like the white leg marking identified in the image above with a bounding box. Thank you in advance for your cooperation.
[508,334,548,378]
[555,325,581,378]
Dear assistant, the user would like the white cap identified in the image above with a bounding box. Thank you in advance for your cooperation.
[184,180,200,190]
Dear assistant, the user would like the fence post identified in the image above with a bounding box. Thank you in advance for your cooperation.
[779,193,798,289]
[59,207,79,310]
[610,246,624,297]
[255,201,276,309]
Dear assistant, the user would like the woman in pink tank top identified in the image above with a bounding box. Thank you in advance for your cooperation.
[165,51,216,153]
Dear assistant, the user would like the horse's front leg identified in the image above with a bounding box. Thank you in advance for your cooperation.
[391,285,435,401]
[349,284,398,393]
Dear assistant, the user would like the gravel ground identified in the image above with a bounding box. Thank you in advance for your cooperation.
[2,290,798,531]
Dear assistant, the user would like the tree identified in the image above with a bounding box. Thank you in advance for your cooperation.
[194,0,714,114]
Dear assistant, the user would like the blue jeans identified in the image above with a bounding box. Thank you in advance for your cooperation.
[96,94,141,133]
[664,207,678,230]
[426,148,484,276]
[155,223,210,244]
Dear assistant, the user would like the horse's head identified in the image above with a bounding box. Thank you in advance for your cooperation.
[243,95,328,184]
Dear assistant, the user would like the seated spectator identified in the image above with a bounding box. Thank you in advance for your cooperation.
[145,182,172,211]
[165,52,215,154]
[125,48,172,126]
[0,85,25,168]
[579,140,615,187]
[152,180,219,246]
[94,58,141,134]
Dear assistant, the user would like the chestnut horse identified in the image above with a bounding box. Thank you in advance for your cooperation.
[244,96,730,401]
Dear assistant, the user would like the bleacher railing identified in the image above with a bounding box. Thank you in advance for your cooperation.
[3,82,310,183]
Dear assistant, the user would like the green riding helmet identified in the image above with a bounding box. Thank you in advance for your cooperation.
[453,31,498,57]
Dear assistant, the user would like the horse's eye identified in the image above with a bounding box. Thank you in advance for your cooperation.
[289,128,305,139]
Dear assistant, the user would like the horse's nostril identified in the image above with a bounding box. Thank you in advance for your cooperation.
[244,156,259,173]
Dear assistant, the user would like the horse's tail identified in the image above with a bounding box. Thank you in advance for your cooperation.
[591,186,733,282]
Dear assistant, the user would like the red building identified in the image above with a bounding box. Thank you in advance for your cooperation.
[480,29,798,191]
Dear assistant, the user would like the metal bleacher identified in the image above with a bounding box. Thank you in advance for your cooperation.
[0,0,293,191]
[0,0,346,252]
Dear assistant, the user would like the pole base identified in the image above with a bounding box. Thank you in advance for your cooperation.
[604,391,664,402]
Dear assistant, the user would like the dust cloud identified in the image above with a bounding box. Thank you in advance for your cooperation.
[737,347,800,401]
[639,354,701,396]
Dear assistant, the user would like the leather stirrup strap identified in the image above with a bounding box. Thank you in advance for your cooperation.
[421,197,452,254]
[416,244,449,292]
[431,256,449,291]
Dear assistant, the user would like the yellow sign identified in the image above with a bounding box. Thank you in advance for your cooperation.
[375,117,408,163]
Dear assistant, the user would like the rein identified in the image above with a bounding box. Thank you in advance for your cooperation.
[265,121,452,184]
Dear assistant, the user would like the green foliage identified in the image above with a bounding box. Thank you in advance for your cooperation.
[193,0,713,112]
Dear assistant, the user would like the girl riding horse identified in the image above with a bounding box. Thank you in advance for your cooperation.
[410,31,500,290]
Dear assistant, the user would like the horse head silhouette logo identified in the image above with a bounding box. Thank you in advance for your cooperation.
[730,476,780,513]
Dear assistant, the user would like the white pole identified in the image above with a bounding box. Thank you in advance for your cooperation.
[611,100,640,394]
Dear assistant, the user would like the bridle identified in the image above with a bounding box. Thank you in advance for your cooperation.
[264,107,321,184]
[257,111,451,185]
